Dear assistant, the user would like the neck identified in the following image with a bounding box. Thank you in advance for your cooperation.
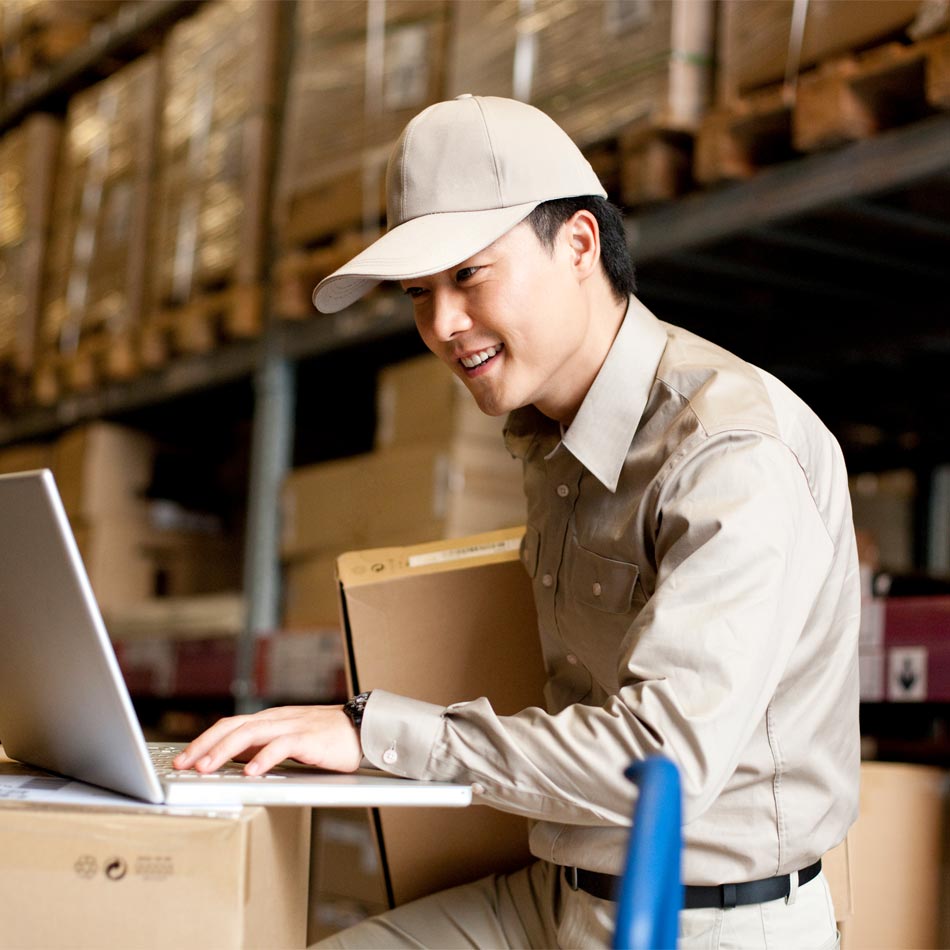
[538,283,628,427]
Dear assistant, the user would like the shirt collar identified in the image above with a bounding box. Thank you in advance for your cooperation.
[563,296,668,492]
[504,296,668,491]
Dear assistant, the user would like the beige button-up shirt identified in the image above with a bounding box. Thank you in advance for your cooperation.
[361,296,861,886]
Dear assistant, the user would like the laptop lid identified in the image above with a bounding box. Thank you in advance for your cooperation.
[0,469,165,803]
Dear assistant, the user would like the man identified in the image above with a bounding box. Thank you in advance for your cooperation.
[175,95,859,949]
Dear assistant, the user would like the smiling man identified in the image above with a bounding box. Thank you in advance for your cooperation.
[176,96,860,949]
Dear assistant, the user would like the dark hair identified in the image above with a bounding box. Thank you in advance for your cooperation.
[525,196,636,302]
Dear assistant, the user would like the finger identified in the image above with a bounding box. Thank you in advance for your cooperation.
[174,707,303,768]
[174,715,252,768]
[192,719,300,773]
[243,733,301,776]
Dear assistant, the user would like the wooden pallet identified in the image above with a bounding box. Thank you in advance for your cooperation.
[140,283,264,368]
[618,125,695,208]
[32,331,139,406]
[273,232,372,320]
[795,32,950,151]
[696,31,950,184]
[694,85,795,185]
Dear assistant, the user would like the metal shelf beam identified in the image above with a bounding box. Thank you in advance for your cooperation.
[627,112,950,262]
[0,301,415,446]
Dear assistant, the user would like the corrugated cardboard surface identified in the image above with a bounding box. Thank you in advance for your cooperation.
[0,114,59,375]
[52,422,155,521]
[842,761,948,950]
[281,441,525,560]
[0,803,310,949]
[447,0,715,142]
[717,0,923,101]
[338,528,545,908]
[374,353,505,450]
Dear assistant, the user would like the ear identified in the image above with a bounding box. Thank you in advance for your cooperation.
[561,210,601,284]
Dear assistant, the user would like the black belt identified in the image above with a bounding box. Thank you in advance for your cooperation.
[564,858,822,909]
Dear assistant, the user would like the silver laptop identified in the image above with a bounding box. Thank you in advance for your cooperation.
[0,469,471,809]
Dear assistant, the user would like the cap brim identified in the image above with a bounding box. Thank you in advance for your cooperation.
[312,201,541,314]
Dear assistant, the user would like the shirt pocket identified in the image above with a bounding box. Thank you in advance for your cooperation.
[520,524,540,578]
[572,544,641,614]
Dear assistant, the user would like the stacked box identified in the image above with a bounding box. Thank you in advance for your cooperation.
[38,54,160,381]
[716,0,925,103]
[0,786,310,950]
[446,0,716,147]
[275,0,448,249]
[0,115,59,397]
[51,422,243,614]
[282,355,525,627]
[152,0,279,309]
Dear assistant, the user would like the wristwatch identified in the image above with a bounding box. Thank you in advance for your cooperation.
[342,690,373,731]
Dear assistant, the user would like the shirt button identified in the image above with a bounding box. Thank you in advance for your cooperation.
[382,748,398,765]
[592,582,602,596]
[472,782,486,795]
[542,573,553,588]
[556,484,569,498]
[566,654,578,665]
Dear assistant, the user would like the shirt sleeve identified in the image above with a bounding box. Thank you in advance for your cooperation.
[360,431,835,828]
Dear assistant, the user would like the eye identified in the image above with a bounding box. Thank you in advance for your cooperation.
[455,266,480,283]
[403,285,428,299]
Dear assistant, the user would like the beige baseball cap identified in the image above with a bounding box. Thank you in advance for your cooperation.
[312,94,607,314]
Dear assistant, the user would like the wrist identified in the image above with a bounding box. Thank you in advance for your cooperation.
[342,690,372,732]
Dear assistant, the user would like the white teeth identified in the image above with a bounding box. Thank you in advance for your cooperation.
[461,344,502,369]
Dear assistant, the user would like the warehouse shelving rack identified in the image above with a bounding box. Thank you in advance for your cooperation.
[2,1,948,714]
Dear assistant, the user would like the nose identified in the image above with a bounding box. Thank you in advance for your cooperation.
[428,285,473,342]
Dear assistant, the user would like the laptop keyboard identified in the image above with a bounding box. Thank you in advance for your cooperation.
[147,744,287,781]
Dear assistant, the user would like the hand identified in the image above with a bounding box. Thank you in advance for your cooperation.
[172,705,363,777]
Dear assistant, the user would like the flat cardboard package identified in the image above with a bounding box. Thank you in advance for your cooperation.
[335,527,545,909]
[0,786,311,949]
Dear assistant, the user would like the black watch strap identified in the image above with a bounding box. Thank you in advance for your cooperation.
[342,691,373,731]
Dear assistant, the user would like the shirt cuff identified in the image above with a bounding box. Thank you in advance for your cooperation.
[360,689,446,779]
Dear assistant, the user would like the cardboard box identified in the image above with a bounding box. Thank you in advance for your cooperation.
[53,422,156,521]
[447,0,715,144]
[375,354,505,450]
[336,527,545,909]
[717,0,924,102]
[308,808,389,944]
[72,506,243,615]
[841,761,948,950]
[281,441,525,560]
[0,440,53,475]
[283,552,341,628]
[0,800,311,949]
[0,114,59,378]
[276,1,448,247]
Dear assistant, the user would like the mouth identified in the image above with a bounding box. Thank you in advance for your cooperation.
[459,343,504,374]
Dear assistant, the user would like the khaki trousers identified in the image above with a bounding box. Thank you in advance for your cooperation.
[312,861,839,950]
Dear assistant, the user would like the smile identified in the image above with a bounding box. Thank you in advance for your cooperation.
[460,343,504,369]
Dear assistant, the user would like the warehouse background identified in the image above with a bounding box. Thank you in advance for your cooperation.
[0,0,949,946]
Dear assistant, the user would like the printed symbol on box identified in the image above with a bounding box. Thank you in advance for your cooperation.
[105,857,128,881]
[135,855,174,880]
[887,647,927,702]
[371,563,385,573]
[74,855,97,879]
